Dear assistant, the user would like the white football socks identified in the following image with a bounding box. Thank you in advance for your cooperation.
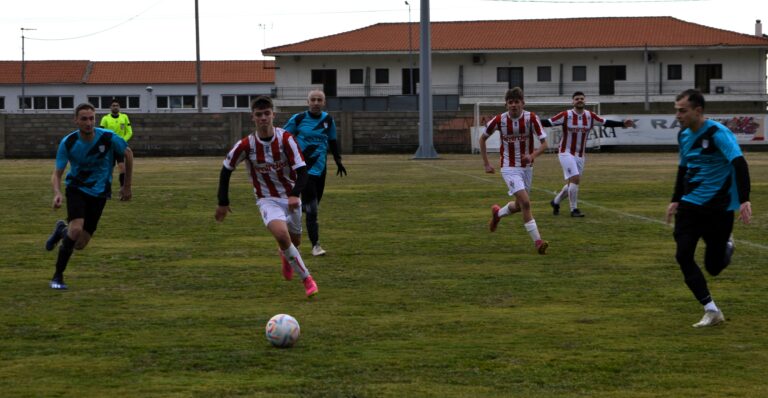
[704,301,719,313]
[568,183,580,210]
[524,219,541,242]
[284,244,310,280]
[554,184,568,205]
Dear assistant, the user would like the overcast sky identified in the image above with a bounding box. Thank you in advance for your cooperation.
[1,0,764,61]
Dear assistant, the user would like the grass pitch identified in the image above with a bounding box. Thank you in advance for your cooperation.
[1,153,766,397]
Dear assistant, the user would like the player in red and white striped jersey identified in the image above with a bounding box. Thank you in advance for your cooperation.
[541,91,634,217]
[481,87,549,255]
[215,96,318,298]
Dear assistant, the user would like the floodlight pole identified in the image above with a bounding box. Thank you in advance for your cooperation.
[414,0,438,159]
[20,27,36,114]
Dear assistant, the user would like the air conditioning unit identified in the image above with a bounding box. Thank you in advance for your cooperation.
[715,86,725,94]
[472,54,486,65]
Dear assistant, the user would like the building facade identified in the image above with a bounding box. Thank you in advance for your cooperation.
[0,60,274,114]
[263,17,768,113]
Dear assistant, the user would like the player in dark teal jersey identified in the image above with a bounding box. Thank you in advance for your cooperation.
[283,90,346,256]
[45,103,133,290]
[666,89,752,328]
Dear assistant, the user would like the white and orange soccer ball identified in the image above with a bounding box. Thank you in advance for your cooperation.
[265,314,300,348]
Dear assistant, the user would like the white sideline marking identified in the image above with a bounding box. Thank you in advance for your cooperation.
[419,162,768,251]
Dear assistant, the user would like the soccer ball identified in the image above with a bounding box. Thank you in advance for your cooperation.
[265,314,300,348]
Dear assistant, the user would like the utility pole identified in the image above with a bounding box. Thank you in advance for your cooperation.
[20,27,36,114]
[194,0,203,113]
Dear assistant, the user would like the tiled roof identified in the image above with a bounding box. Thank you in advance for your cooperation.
[263,17,768,54]
[87,61,275,84]
[0,60,275,85]
[0,60,90,84]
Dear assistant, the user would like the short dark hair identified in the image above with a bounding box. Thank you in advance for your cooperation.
[505,87,524,102]
[110,98,121,106]
[251,96,274,111]
[676,89,705,110]
[572,91,585,98]
[74,102,96,116]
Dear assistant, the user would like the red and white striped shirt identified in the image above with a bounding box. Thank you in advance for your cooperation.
[223,127,306,199]
[548,109,606,157]
[484,111,546,168]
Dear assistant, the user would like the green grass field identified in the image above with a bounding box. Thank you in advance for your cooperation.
[1,153,766,397]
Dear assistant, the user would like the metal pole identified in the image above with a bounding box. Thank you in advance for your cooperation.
[194,0,203,113]
[414,0,438,159]
[20,28,36,113]
[644,44,650,112]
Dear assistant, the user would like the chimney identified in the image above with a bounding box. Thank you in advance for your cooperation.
[757,19,763,36]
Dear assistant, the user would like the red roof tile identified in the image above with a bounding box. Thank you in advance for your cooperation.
[263,17,768,54]
[0,60,90,84]
[87,61,275,84]
[0,60,275,85]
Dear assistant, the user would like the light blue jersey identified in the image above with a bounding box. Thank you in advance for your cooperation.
[283,111,337,176]
[678,119,742,211]
[55,127,128,198]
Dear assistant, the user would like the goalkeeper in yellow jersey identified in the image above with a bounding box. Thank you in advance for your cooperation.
[100,99,133,188]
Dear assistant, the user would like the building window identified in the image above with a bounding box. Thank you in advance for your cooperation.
[0,96,4,110]
[311,70,322,84]
[537,66,551,82]
[222,95,262,109]
[156,95,208,109]
[668,64,682,80]
[375,68,389,84]
[88,95,140,109]
[496,67,524,89]
[350,69,364,84]
[572,66,587,81]
[614,66,626,80]
[402,68,420,95]
[19,96,74,110]
[497,68,510,82]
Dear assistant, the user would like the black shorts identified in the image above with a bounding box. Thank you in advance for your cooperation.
[301,170,327,204]
[673,203,734,249]
[66,186,107,235]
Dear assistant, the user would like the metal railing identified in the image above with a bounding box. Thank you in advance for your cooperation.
[274,80,768,100]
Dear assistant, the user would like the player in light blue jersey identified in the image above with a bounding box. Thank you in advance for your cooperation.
[283,90,346,256]
[666,89,752,328]
[44,103,133,290]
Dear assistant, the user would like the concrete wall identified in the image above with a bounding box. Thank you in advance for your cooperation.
[0,111,477,158]
[1,113,248,158]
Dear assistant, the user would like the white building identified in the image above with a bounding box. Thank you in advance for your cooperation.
[263,17,768,112]
[0,60,274,113]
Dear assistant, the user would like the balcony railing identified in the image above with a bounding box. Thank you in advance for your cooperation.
[274,80,768,100]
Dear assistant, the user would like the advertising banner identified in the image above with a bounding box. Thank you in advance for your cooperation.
[471,114,766,153]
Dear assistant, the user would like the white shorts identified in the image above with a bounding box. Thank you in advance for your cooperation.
[256,197,302,234]
[558,153,585,180]
[500,167,533,196]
